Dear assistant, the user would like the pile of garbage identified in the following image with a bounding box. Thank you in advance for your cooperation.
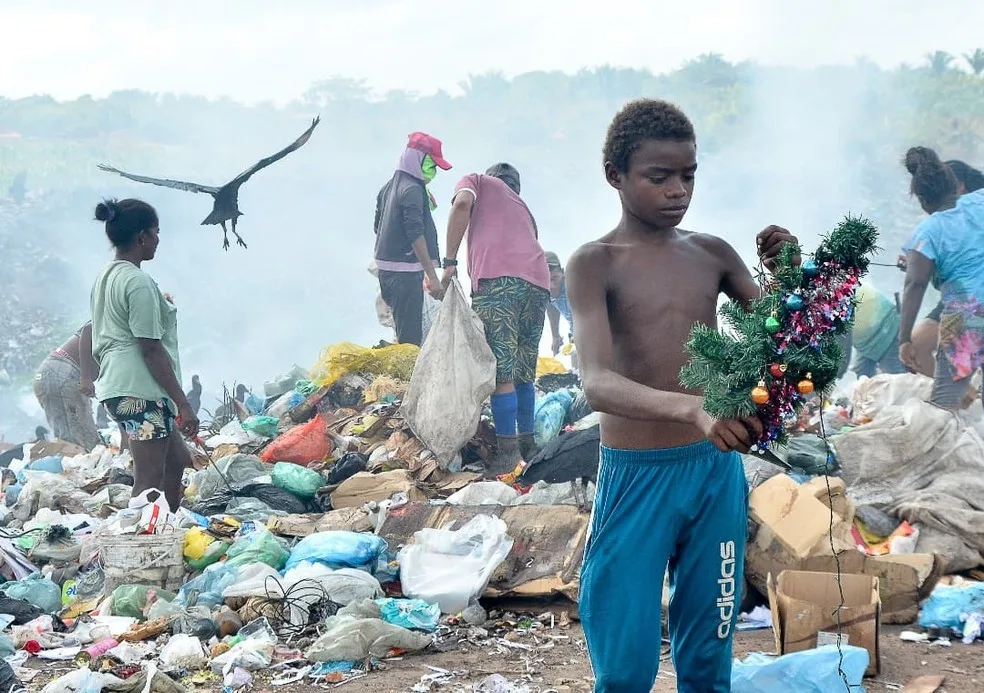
[732,368,984,687]
[0,340,600,691]
[3,322,984,690]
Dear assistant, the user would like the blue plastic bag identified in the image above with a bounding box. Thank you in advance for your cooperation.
[27,456,63,474]
[245,393,265,416]
[534,389,574,447]
[731,645,868,692]
[285,531,388,571]
[919,581,984,630]
[174,564,238,608]
[4,484,21,507]
[376,598,441,632]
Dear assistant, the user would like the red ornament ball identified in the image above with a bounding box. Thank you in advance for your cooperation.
[769,363,787,379]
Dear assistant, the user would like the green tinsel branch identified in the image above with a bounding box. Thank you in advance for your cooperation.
[680,215,879,446]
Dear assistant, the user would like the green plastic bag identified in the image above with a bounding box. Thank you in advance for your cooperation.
[0,574,62,614]
[242,416,280,438]
[224,526,290,571]
[271,461,324,499]
[185,539,231,573]
[110,584,176,619]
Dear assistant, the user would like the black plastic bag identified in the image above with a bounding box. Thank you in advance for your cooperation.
[237,482,309,514]
[537,372,580,393]
[0,597,43,625]
[0,660,17,693]
[325,452,367,486]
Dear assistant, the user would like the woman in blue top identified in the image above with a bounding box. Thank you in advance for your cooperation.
[899,147,984,409]
[905,159,984,377]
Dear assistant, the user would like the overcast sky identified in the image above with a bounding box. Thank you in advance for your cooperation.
[3,0,983,103]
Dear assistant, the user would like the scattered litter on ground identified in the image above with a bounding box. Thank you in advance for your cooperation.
[2,355,983,690]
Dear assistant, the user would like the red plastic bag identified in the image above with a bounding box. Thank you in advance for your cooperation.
[260,414,333,465]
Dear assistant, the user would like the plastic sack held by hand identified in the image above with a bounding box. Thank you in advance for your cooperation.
[402,279,497,469]
[397,514,513,614]
[260,414,333,465]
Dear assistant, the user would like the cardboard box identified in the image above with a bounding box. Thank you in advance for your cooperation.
[379,501,588,601]
[749,475,851,559]
[746,475,943,624]
[267,508,374,537]
[768,570,881,676]
[801,476,855,523]
[329,470,427,508]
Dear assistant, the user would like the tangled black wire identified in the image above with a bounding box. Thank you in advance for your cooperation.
[252,575,341,640]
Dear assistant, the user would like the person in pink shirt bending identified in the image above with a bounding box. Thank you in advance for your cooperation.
[441,163,551,476]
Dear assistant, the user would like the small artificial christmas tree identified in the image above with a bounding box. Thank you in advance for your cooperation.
[680,216,879,447]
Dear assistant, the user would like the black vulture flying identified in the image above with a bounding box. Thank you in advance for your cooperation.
[97,117,321,250]
[519,424,600,512]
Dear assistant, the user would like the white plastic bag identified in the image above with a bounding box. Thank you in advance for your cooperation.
[850,372,932,420]
[42,667,108,693]
[159,634,208,669]
[397,514,513,614]
[283,562,383,606]
[304,615,431,662]
[402,279,496,468]
[222,564,282,599]
[446,481,519,506]
[210,628,274,675]
[127,488,177,529]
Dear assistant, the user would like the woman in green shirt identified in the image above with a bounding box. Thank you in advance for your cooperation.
[90,198,198,512]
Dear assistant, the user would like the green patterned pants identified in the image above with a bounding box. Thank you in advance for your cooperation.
[472,277,549,384]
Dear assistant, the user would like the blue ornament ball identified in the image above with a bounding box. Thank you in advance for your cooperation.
[802,259,819,277]
[786,293,805,311]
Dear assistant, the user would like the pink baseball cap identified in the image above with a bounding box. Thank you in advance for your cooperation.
[407,132,452,170]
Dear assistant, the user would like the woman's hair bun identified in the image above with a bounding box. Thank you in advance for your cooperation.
[94,199,117,223]
[904,146,942,177]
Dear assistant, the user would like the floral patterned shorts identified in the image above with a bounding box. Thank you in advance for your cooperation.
[102,396,175,441]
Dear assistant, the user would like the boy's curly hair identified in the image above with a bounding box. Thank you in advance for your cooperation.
[603,99,696,173]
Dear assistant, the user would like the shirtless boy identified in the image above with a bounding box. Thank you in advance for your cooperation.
[568,99,798,692]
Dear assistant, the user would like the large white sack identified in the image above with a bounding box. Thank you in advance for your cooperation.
[833,398,984,571]
[402,279,496,468]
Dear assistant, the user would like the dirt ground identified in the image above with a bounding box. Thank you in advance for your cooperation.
[306,623,983,693]
[24,607,984,693]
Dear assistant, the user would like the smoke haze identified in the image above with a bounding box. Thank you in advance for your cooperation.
[1,3,981,437]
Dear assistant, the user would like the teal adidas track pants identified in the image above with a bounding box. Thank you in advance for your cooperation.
[580,441,748,692]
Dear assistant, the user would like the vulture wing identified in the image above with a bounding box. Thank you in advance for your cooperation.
[227,116,321,187]
[97,164,220,195]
